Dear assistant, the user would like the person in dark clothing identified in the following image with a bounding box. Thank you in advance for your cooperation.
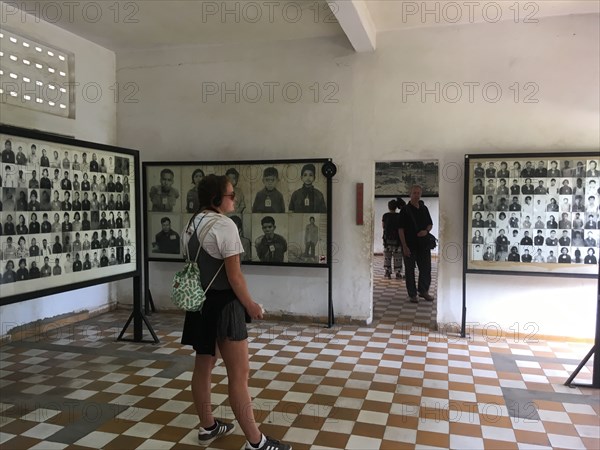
[399,185,434,303]
[382,199,403,279]
[255,216,287,262]
[153,217,181,254]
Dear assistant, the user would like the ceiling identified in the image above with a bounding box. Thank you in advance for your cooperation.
[12,0,600,52]
[366,0,600,32]
[14,0,345,51]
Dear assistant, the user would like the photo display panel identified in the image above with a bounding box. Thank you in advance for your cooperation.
[465,154,600,278]
[0,125,141,304]
[143,160,331,267]
[375,161,439,197]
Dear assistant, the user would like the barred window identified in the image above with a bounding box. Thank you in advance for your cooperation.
[0,28,75,118]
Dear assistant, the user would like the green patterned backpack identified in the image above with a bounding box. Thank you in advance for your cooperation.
[171,214,224,312]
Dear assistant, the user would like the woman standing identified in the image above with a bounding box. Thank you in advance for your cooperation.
[180,174,291,450]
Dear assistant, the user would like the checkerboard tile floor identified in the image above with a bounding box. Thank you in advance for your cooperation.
[373,255,438,328]
[1,259,598,449]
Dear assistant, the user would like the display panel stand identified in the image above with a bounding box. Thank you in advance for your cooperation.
[116,269,159,343]
[144,256,157,315]
[564,264,599,389]
[326,172,334,328]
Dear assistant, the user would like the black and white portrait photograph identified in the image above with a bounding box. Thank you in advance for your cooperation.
[149,213,182,256]
[466,154,599,277]
[146,166,182,214]
[144,160,331,266]
[1,127,139,304]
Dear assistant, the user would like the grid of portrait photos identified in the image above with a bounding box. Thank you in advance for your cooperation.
[466,155,600,276]
[144,161,330,265]
[0,131,138,300]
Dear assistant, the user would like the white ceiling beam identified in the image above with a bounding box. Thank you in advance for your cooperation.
[328,0,376,52]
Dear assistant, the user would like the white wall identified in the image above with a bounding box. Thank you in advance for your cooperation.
[116,13,599,338]
[1,4,117,336]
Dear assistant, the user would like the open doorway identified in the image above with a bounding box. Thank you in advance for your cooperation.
[373,161,440,329]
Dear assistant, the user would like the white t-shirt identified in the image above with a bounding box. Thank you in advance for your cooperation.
[181,212,243,260]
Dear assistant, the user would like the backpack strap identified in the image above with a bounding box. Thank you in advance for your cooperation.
[194,213,225,290]
[205,262,224,291]
[183,213,204,261]
[404,204,420,231]
[194,214,220,261]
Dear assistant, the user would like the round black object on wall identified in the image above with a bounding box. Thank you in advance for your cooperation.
[322,161,337,178]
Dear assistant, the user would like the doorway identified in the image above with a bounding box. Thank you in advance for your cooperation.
[373,161,440,329]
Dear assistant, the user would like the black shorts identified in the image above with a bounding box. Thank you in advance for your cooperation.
[181,289,250,356]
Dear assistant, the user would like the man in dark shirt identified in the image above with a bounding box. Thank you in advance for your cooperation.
[61,191,72,211]
[558,213,572,229]
[509,197,521,211]
[507,246,520,262]
[73,253,83,272]
[545,230,558,246]
[474,163,484,177]
[115,176,124,193]
[72,192,82,211]
[82,192,91,211]
[534,181,547,195]
[29,237,40,256]
[483,246,494,261]
[483,213,496,228]
[2,139,15,163]
[533,230,544,245]
[52,258,62,275]
[288,164,326,213]
[521,161,535,177]
[52,236,63,254]
[90,153,99,172]
[100,249,109,267]
[485,162,496,178]
[473,179,484,194]
[106,175,116,192]
[497,162,509,178]
[29,261,41,279]
[521,249,532,263]
[520,231,533,246]
[60,171,72,190]
[40,257,52,277]
[534,160,547,177]
[548,160,561,177]
[510,179,521,195]
[40,148,50,167]
[521,178,534,194]
[399,185,434,303]
[83,253,92,270]
[154,217,181,254]
[255,216,287,262]
[3,215,15,235]
[81,173,91,191]
[40,168,52,189]
[494,229,509,261]
[558,230,571,246]
[41,213,52,233]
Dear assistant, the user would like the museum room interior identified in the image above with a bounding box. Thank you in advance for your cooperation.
[1,1,599,449]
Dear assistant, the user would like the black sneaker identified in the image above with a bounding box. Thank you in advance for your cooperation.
[244,436,293,450]
[198,419,235,444]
